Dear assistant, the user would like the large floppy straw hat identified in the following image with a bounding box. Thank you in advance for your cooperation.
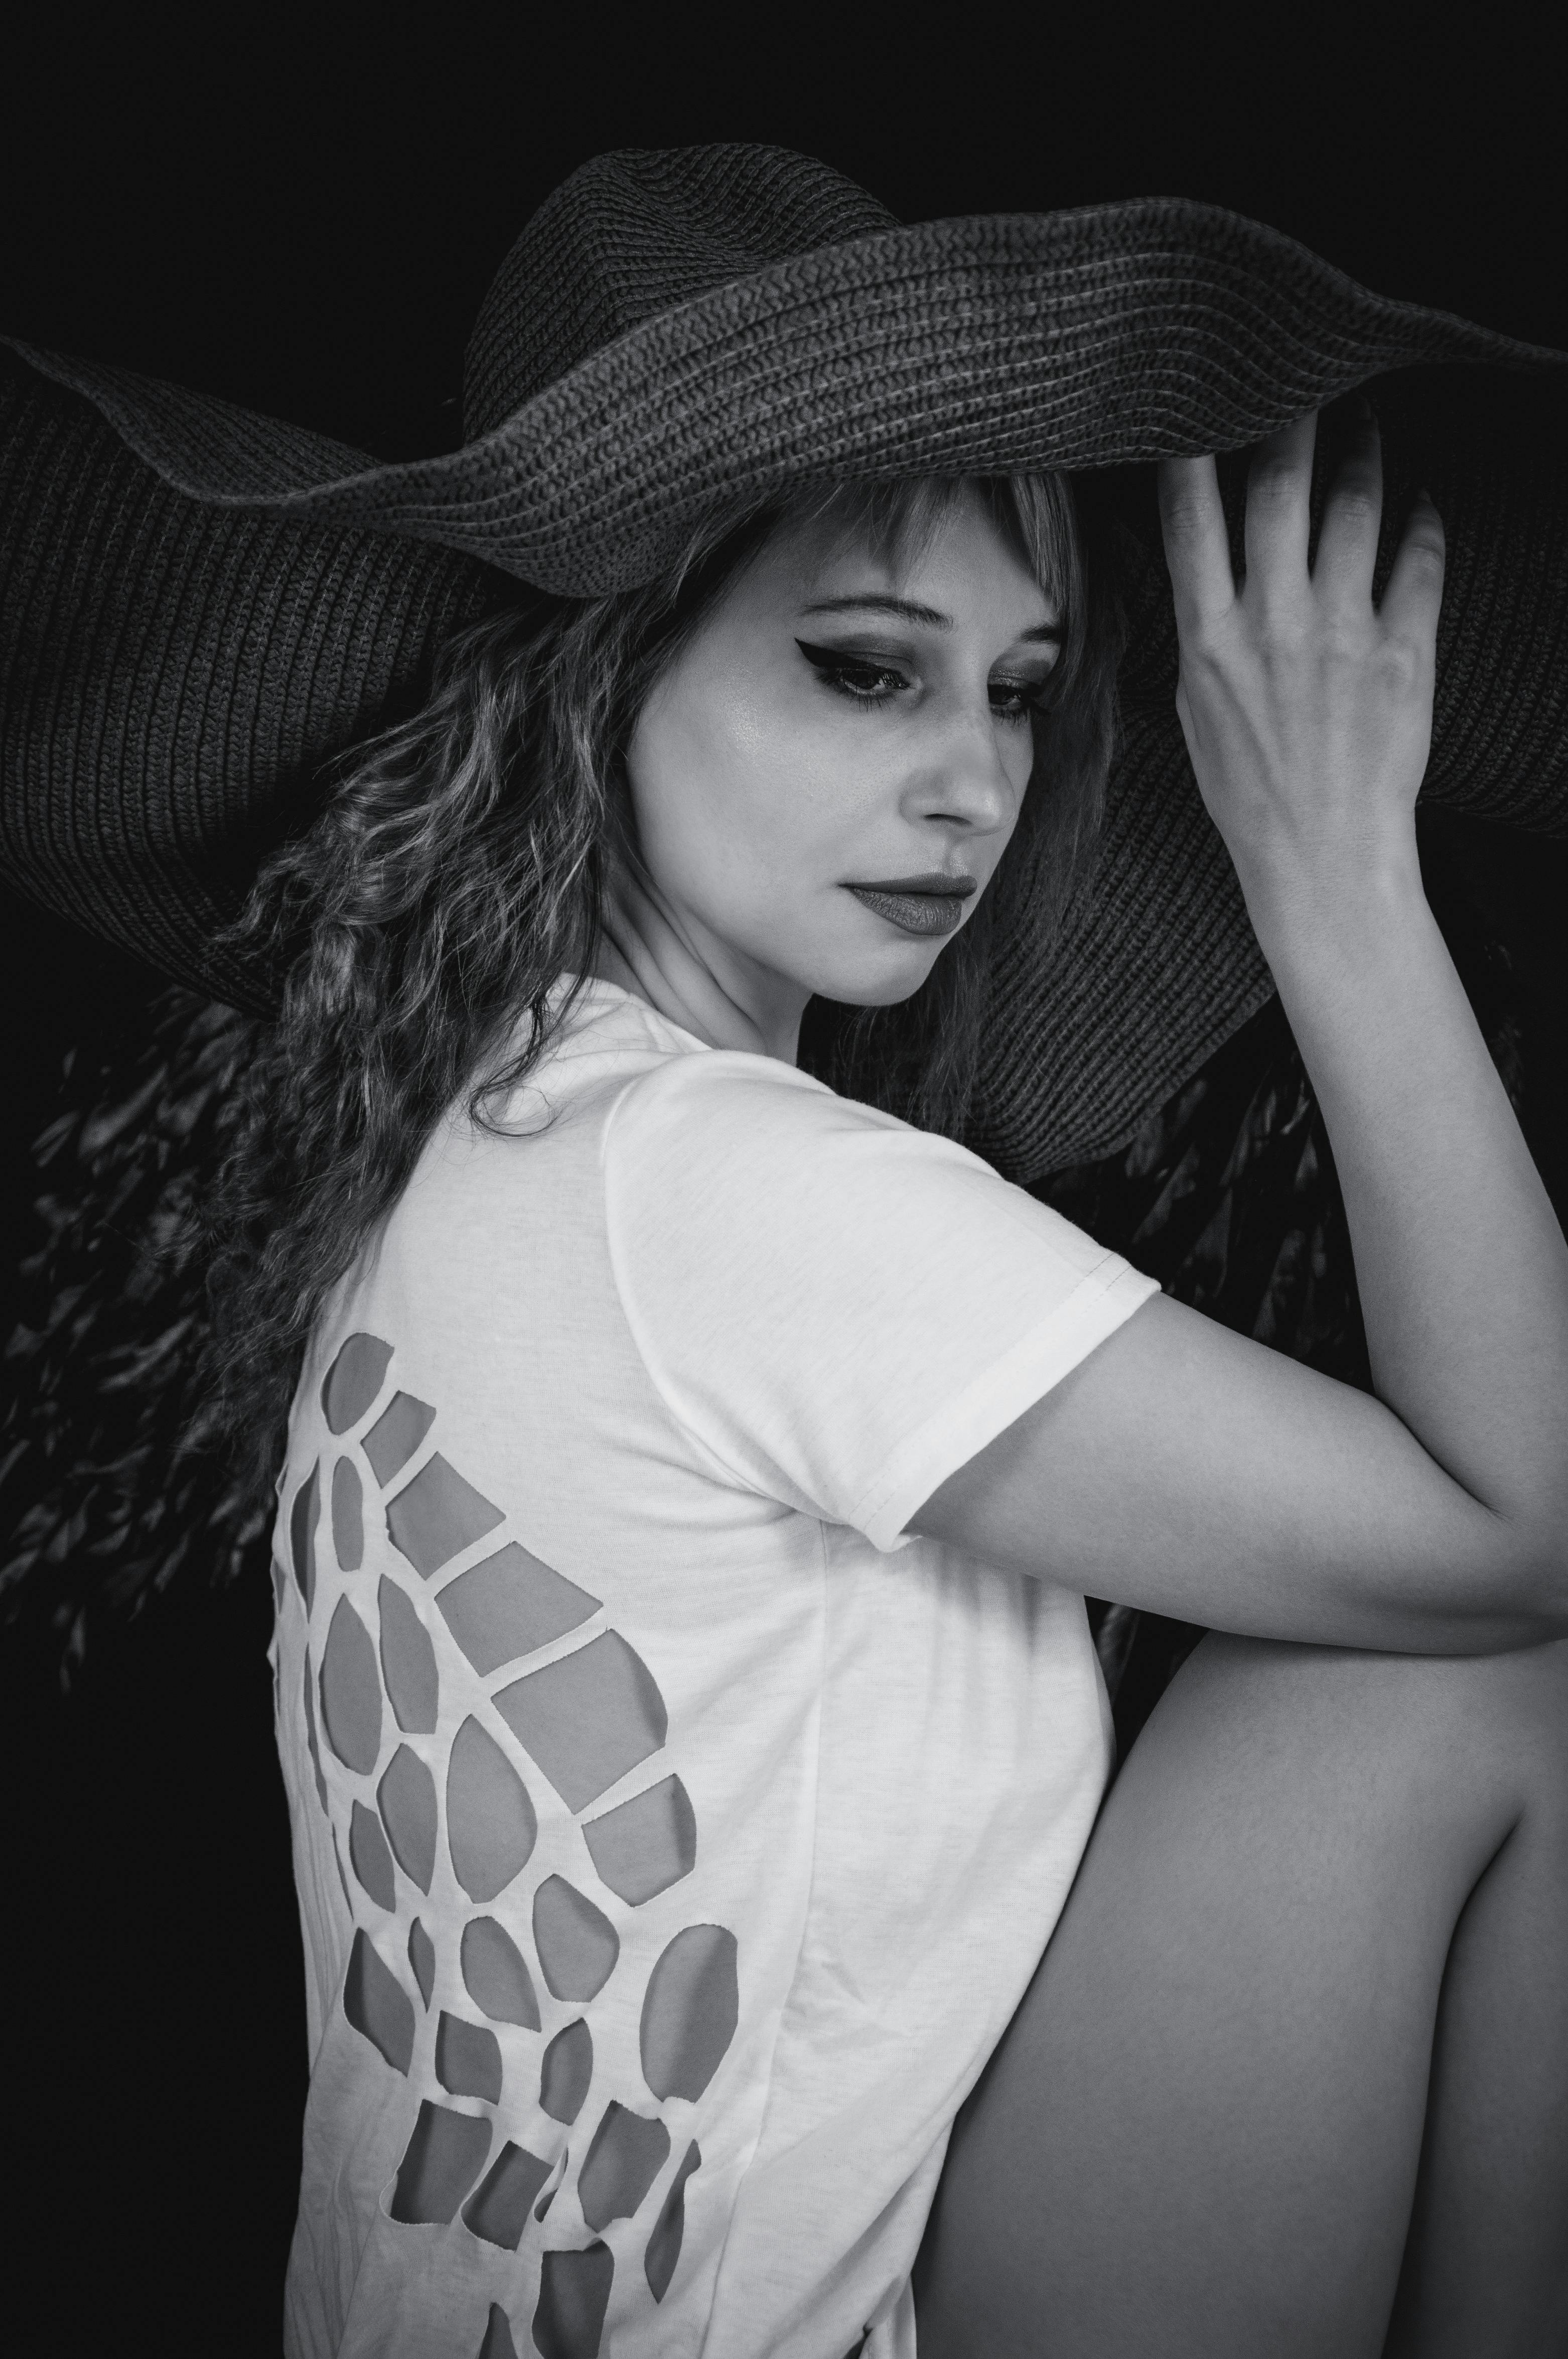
[2,143,1563,1179]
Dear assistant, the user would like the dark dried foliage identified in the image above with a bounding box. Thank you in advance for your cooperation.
[1,992,269,1674]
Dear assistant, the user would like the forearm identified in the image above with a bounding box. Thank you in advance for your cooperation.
[1254,851,1568,1553]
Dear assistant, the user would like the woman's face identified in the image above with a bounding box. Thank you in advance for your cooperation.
[620,487,1062,1056]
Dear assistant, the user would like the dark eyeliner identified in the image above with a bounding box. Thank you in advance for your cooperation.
[794,638,911,700]
[794,638,903,673]
[794,638,1054,718]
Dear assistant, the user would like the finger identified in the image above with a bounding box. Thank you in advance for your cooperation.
[1158,454,1235,629]
[1313,398,1384,609]
[1242,410,1318,610]
[1380,490,1446,649]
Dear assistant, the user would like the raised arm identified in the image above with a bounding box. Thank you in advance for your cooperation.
[912,408,1568,1655]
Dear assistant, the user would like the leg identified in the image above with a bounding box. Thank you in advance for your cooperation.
[913,1633,1568,2359]
[1383,1685,1568,2356]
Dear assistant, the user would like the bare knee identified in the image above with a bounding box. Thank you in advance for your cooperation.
[1154,1627,1568,1837]
[915,1636,1568,2358]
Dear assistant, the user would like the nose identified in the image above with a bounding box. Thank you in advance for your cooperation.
[901,701,1024,838]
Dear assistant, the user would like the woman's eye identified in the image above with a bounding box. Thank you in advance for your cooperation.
[794,641,912,706]
[794,640,1054,721]
[989,679,1054,723]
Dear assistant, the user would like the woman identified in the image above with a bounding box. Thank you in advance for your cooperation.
[3,147,1565,2357]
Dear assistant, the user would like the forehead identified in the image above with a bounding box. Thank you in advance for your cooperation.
[751,484,1057,623]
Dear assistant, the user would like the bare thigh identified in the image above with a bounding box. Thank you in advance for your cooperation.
[912,1632,1568,2359]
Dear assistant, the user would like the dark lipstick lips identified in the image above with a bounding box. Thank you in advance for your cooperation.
[844,873,977,937]
[851,872,978,895]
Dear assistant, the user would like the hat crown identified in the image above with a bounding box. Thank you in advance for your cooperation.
[461,144,899,439]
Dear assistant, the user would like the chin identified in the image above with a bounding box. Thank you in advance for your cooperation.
[804,942,949,1010]
[837,975,935,1009]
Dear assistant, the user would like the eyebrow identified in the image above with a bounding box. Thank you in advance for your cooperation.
[799,593,1063,643]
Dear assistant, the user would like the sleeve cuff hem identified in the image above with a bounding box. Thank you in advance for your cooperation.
[852,1256,1164,1554]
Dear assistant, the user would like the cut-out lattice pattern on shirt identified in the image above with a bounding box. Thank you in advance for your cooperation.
[274,1329,736,2356]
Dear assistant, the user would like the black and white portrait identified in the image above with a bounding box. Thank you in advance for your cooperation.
[2,12,1563,2355]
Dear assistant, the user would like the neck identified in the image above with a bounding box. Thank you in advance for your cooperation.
[592,861,805,1064]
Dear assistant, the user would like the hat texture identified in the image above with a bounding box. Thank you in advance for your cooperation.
[2,144,1564,1175]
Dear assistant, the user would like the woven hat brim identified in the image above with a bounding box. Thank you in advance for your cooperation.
[8,198,1564,597]
[0,353,502,1010]
[3,197,1565,1177]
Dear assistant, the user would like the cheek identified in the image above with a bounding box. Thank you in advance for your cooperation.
[628,682,875,901]
[629,704,767,901]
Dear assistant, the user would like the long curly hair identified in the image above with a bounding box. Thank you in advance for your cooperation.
[202,471,1123,1506]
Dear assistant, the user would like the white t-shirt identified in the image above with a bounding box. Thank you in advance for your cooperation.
[270,977,1161,2359]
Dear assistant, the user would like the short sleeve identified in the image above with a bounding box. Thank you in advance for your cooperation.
[602,1053,1163,1552]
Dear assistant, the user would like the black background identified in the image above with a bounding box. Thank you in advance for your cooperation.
[1,5,1563,2350]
